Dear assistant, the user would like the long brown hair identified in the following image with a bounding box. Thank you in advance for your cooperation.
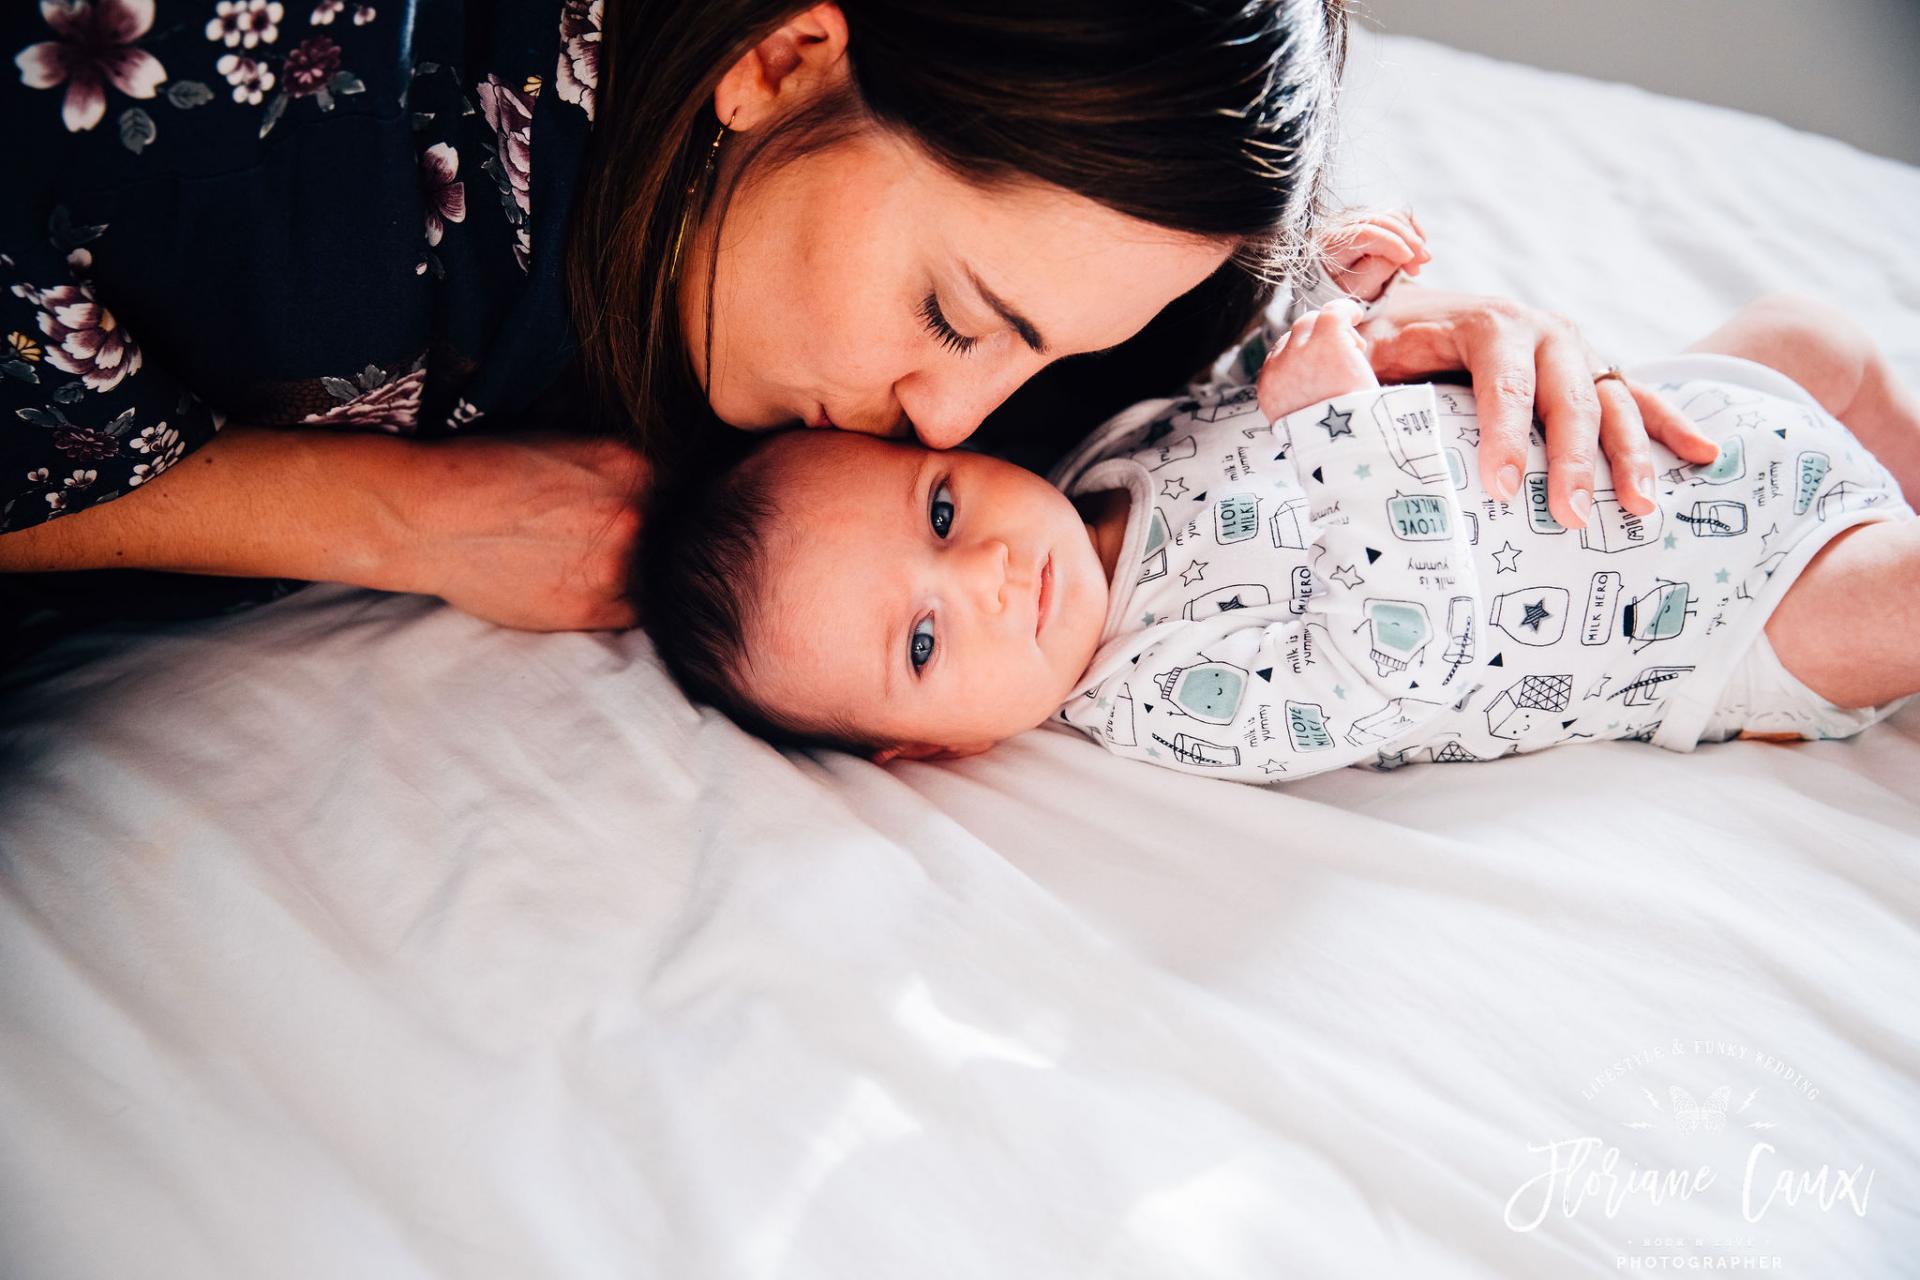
[567,0,1350,465]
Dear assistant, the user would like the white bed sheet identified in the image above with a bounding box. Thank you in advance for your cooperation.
[4,29,1918,1279]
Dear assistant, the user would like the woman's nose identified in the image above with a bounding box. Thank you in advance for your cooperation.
[957,539,1010,613]
[897,365,1028,450]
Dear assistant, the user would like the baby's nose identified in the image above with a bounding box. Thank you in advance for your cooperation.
[962,539,1010,612]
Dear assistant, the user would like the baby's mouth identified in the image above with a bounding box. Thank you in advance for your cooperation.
[1036,553,1053,638]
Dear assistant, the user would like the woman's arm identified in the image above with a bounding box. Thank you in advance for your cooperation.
[1262,284,1724,529]
[0,427,649,632]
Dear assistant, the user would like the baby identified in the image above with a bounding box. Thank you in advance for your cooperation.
[644,294,1919,780]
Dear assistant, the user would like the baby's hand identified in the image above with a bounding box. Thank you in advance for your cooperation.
[1318,207,1429,302]
[1256,299,1381,421]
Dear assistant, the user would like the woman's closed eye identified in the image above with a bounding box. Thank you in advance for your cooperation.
[920,292,978,357]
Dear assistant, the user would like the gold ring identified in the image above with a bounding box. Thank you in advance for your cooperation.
[1592,365,1625,385]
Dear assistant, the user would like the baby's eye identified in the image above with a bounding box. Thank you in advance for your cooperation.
[929,480,956,539]
[910,615,936,672]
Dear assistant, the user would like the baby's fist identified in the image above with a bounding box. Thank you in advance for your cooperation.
[1318,207,1429,302]
[1256,299,1381,422]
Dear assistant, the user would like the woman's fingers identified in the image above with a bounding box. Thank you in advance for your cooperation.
[1630,379,1722,465]
[1459,311,1538,505]
[1594,379,1657,515]
[1532,317,1606,527]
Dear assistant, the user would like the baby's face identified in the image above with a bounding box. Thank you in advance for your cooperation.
[743,432,1111,756]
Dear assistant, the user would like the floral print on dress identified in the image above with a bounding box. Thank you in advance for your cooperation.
[301,358,425,433]
[15,0,169,133]
[127,420,184,483]
[477,74,535,272]
[419,142,466,247]
[17,280,143,393]
[553,0,599,122]
[5,1,597,537]
[281,34,338,96]
[204,1,282,50]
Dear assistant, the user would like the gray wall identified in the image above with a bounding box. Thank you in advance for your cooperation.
[1353,0,1920,167]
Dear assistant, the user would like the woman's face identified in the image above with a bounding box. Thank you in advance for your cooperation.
[679,126,1235,449]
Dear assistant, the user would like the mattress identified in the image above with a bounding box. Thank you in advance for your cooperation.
[3,28,1917,1279]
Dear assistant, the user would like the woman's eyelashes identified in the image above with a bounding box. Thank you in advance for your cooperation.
[919,291,978,357]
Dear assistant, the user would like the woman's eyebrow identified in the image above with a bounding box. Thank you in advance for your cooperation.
[965,266,1047,355]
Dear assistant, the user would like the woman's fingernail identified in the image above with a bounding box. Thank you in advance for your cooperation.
[1571,489,1593,524]
[1496,465,1521,500]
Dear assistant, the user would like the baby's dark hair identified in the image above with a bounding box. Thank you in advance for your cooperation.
[641,431,878,756]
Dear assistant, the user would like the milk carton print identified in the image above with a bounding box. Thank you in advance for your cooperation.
[1360,599,1433,676]
[1579,491,1663,553]
[1489,586,1570,646]
[1051,355,1906,784]
[1153,661,1248,724]
[1214,493,1261,544]
[1374,386,1449,483]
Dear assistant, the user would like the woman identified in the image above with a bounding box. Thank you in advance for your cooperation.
[0,0,1716,635]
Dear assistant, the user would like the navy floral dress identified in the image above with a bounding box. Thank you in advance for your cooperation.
[3,0,602,537]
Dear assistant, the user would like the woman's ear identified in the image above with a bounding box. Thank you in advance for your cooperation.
[712,4,850,134]
[870,740,997,766]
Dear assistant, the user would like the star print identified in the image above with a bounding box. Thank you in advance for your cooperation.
[1160,476,1189,501]
[1329,563,1364,589]
[1258,759,1287,776]
[1354,463,1371,479]
[1333,685,1347,700]
[1318,404,1354,439]
[1735,411,1763,430]
[1663,533,1678,550]
[1141,611,1157,627]
[1181,560,1208,587]
[1714,568,1730,584]
[1519,599,1553,632]
[1492,540,1522,574]
[1215,594,1247,611]
[1457,423,1481,447]
[1760,522,1781,551]
[1147,747,1161,759]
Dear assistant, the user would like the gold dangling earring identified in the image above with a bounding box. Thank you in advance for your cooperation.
[668,115,731,284]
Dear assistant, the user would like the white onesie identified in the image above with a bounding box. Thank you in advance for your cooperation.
[1047,355,1911,780]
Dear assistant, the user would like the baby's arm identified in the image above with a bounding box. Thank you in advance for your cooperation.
[1082,379,1482,783]
[1206,207,1428,387]
[1259,301,1379,422]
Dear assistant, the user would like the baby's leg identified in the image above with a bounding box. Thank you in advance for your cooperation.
[1684,293,1920,501]
[1763,519,1920,708]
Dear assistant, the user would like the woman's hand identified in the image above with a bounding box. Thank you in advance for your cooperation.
[400,434,650,632]
[1332,287,1722,525]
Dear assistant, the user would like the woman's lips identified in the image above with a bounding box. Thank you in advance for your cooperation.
[1036,553,1053,638]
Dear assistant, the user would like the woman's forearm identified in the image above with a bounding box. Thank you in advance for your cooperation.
[0,426,417,589]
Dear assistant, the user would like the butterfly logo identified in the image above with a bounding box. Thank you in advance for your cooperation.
[1670,1085,1731,1134]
